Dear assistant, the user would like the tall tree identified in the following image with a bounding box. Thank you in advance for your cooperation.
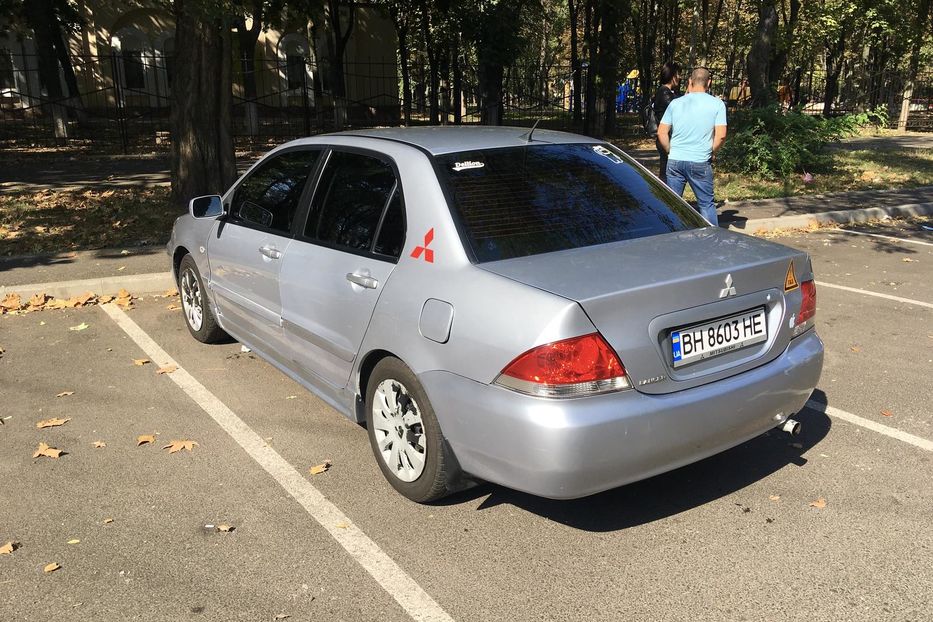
[746,0,778,106]
[325,0,356,127]
[170,0,237,204]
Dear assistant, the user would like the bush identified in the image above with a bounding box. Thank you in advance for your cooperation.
[717,106,885,179]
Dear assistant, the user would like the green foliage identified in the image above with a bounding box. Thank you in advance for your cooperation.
[717,106,886,179]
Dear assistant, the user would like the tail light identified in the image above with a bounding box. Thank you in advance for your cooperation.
[494,333,631,398]
[794,279,816,333]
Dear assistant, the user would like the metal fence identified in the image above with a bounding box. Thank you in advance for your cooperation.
[1,51,931,153]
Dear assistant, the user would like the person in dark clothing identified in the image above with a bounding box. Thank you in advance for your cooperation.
[654,62,681,184]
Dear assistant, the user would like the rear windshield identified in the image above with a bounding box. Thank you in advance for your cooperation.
[435,143,706,262]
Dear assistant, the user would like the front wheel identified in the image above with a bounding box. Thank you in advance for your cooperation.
[366,358,456,503]
[178,254,228,344]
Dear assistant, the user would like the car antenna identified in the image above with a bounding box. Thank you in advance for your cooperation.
[521,119,541,143]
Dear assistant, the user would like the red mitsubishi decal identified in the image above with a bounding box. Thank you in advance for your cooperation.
[411,228,435,263]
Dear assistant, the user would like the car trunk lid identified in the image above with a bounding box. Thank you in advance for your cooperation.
[479,227,812,395]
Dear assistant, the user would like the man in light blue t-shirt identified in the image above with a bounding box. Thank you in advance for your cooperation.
[657,67,727,225]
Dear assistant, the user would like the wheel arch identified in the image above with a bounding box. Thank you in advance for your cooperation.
[172,245,190,281]
[354,349,399,423]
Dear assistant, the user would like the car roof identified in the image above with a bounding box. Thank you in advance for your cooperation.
[293,126,602,156]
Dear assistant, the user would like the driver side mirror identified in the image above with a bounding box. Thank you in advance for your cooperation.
[189,195,224,219]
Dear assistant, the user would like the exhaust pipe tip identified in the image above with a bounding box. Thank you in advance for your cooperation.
[780,418,802,436]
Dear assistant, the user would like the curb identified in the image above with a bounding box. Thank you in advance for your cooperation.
[727,201,933,233]
[0,271,174,300]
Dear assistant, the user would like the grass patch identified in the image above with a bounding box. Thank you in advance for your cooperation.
[0,187,180,257]
[715,148,933,202]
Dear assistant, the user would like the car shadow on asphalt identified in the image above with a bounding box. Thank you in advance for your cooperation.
[441,390,832,532]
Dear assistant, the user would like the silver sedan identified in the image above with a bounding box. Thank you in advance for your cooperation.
[167,127,823,502]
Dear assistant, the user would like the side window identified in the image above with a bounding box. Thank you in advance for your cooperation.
[373,189,405,258]
[230,150,321,234]
[305,151,399,253]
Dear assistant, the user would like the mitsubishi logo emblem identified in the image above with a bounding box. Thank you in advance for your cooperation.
[719,274,737,298]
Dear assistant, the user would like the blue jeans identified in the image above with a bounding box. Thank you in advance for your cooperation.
[665,159,718,226]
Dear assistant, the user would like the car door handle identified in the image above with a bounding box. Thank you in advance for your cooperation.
[346,273,379,289]
[259,245,282,260]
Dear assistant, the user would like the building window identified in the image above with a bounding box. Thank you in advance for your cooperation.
[122,50,145,90]
[0,49,14,91]
[286,54,306,90]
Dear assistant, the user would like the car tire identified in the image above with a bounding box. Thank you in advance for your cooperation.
[177,254,227,344]
[366,357,455,503]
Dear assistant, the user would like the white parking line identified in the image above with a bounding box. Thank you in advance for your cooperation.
[825,228,933,247]
[817,281,933,310]
[100,304,455,622]
[805,400,933,452]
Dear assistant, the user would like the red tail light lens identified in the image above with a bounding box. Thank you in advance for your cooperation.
[495,333,630,398]
[796,280,816,326]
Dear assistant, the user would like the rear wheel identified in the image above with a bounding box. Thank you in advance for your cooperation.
[366,357,454,503]
[178,254,227,344]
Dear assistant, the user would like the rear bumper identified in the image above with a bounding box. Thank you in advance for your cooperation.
[420,330,823,499]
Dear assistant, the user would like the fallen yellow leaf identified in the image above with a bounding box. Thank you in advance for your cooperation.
[166,304,181,311]
[156,364,178,375]
[308,460,332,475]
[56,391,74,398]
[103,518,114,524]
[810,497,827,509]
[93,441,106,448]
[849,346,861,353]
[133,358,150,366]
[98,295,113,304]
[36,417,71,429]
[69,322,89,331]
[0,541,17,555]
[881,409,894,418]
[335,522,349,529]
[216,524,234,533]
[164,288,179,298]
[43,562,61,573]
[28,292,49,308]
[136,434,156,446]
[67,539,80,545]
[769,495,781,501]
[163,439,198,453]
[0,293,22,311]
[33,442,63,459]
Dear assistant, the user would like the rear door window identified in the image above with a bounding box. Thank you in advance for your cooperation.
[435,143,707,262]
[304,151,403,257]
[230,149,322,234]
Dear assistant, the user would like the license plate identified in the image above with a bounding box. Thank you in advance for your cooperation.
[671,308,767,368]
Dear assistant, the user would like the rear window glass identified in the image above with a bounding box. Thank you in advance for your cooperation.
[435,143,706,262]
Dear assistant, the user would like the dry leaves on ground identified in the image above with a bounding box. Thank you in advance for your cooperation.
[133,358,150,366]
[67,539,80,545]
[114,288,135,310]
[103,518,114,524]
[93,441,106,448]
[55,390,74,398]
[810,497,827,509]
[216,524,235,533]
[166,304,181,311]
[850,346,861,353]
[163,439,198,453]
[33,442,64,459]
[881,409,894,417]
[308,460,332,475]
[69,322,89,331]
[156,364,178,375]
[43,562,61,573]
[0,541,18,555]
[162,288,179,298]
[0,289,141,315]
[36,417,70,429]
[769,495,781,501]
[136,434,156,446]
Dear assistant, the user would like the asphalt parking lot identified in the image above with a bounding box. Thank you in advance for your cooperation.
[2,218,932,622]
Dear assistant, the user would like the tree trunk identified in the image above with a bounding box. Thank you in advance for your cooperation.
[598,0,622,137]
[389,4,412,126]
[23,0,68,139]
[746,0,778,107]
[235,4,262,137]
[170,0,236,205]
[568,0,582,125]
[327,0,355,128]
[822,32,846,118]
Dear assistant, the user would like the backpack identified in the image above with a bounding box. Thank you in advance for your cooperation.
[641,98,658,138]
